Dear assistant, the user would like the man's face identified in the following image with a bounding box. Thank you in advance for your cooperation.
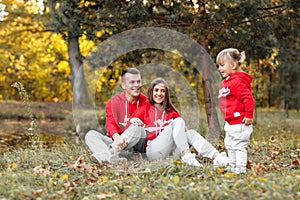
[121,73,142,98]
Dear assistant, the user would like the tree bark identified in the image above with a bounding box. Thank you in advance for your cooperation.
[68,35,98,135]
[201,53,222,144]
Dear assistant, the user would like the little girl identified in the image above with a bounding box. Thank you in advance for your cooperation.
[216,48,254,174]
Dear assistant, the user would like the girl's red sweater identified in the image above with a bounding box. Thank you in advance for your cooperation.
[218,72,254,125]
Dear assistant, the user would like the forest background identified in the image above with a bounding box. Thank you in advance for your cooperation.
[0,0,299,111]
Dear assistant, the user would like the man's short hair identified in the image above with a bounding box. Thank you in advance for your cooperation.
[121,68,140,82]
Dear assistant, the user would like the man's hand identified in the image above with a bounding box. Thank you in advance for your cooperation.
[112,133,127,150]
[242,117,254,126]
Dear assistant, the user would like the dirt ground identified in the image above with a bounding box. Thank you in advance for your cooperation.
[0,101,73,135]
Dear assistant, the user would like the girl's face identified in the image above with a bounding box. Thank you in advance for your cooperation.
[218,58,237,78]
[152,83,166,105]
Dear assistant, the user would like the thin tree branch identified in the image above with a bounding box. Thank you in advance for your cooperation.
[241,7,288,24]
[155,22,192,27]
[257,5,285,11]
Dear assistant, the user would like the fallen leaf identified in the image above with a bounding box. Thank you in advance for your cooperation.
[173,160,183,165]
[98,176,108,183]
[291,160,299,167]
[96,192,115,199]
[246,160,252,169]
[256,177,268,182]
[224,172,235,178]
[251,162,267,175]
[11,162,18,168]
[33,166,51,176]
[60,174,69,180]
[73,155,102,174]
[142,187,148,193]
[216,167,223,175]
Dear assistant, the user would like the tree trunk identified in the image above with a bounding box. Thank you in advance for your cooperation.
[201,53,222,144]
[68,35,98,136]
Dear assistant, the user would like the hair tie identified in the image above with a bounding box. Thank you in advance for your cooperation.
[239,51,246,62]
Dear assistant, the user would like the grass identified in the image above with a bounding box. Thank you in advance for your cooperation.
[2,82,298,199]
[0,108,299,199]
[1,82,300,199]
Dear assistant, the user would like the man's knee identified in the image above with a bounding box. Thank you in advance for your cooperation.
[85,130,99,141]
[125,125,146,138]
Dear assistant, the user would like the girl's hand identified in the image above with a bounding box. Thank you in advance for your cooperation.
[130,117,144,126]
[242,117,254,126]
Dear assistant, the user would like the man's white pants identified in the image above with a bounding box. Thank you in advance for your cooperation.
[85,125,146,162]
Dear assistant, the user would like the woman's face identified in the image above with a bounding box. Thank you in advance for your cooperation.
[152,83,166,105]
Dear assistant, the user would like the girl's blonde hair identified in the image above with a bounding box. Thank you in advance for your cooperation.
[216,48,246,67]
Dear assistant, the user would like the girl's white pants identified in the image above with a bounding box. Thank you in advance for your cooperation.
[224,122,252,172]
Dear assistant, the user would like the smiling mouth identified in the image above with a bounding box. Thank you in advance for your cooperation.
[155,97,164,101]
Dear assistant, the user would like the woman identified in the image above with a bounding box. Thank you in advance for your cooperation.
[130,78,229,167]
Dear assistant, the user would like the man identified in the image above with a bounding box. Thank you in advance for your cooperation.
[85,68,147,163]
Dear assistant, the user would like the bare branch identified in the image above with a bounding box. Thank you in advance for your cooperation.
[241,7,288,24]
[257,5,285,11]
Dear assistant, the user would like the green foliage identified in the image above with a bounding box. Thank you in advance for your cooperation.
[47,0,299,109]
[0,0,71,101]
[0,0,299,109]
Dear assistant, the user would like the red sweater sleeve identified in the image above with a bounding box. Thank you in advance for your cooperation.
[105,99,121,138]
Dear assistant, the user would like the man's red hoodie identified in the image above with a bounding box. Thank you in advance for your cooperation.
[218,72,254,125]
[105,91,147,138]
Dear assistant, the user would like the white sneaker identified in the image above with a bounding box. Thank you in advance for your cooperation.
[181,153,202,167]
[213,152,229,167]
[90,153,110,163]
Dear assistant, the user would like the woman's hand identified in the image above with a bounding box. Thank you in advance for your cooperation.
[130,117,144,126]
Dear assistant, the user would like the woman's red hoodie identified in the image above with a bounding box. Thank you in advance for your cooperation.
[131,103,180,141]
